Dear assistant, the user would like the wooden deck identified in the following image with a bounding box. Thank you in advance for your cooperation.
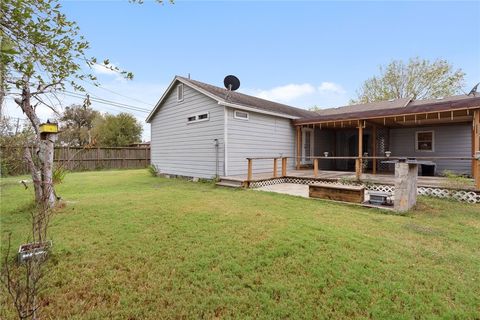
[221,169,476,190]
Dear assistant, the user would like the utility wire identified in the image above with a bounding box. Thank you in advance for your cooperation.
[62,90,149,110]
[79,80,153,106]
[61,91,150,114]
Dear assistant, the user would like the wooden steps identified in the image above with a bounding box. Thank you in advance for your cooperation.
[216,177,244,188]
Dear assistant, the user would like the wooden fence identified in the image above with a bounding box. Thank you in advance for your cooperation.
[1,146,150,175]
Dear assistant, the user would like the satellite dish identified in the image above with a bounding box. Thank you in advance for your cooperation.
[224,75,240,91]
[468,82,479,96]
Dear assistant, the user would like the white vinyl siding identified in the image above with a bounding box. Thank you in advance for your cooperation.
[150,83,224,178]
[226,107,295,175]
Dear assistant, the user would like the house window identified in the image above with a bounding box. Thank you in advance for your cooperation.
[234,110,249,120]
[198,113,209,120]
[187,112,209,123]
[415,131,434,152]
[177,84,184,102]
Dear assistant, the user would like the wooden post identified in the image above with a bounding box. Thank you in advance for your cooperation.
[96,147,100,169]
[296,126,302,170]
[355,158,361,180]
[273,158,278,178]
[314,158,318,178]
[281,157,287,176]
[472,110,480,183]
[475,155,480,190]
[247,158,253,181]
[356,121,364,179]
[372,125,377,175]
[145,148,148,167]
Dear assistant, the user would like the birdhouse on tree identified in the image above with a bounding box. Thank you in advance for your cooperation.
[39,120,58,140]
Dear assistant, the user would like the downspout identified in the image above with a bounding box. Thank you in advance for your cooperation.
[224,106,228,176]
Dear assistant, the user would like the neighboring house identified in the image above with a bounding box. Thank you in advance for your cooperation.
[146,76,480,179]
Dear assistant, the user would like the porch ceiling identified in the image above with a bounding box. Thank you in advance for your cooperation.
[296,108,475,129]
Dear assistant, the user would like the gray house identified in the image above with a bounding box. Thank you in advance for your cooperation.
[146,76,480,184]
[146,76,316,178]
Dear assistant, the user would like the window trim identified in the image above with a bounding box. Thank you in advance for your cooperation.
[234,110,249,120]
[415,130,435,152]
[187,112,210,124]
[177,84,184,102]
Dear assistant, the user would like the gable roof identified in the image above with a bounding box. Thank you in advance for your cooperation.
[294,94,480,124]
[146,76,317,122]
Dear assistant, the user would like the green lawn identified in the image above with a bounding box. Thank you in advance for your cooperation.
[1,169,479,319]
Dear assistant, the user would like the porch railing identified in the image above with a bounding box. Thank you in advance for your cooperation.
[245,155,480,190]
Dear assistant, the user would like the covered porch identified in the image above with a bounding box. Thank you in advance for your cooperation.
[218,97,480,191]
[293,106,480,189]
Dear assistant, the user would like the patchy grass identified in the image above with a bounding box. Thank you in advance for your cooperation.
[1,169,479,319]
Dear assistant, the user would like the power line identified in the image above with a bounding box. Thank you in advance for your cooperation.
[79,80,153,106]
[63,91,150,112]
[4,83,153,114]
[61,91,150,114]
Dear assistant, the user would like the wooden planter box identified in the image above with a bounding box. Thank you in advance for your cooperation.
[309,183,365,203]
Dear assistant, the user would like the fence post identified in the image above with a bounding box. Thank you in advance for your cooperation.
[314,158,318,178]
[145,148,148,167]
[282,157,287,176]
[96,147,100,169]
[273,158,278,178]
[247,158,253,181]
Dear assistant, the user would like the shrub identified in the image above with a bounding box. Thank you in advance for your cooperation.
[53,167,68,184]
[147,164,158,177]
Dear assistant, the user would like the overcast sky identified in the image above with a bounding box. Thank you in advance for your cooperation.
[4,0,480,141]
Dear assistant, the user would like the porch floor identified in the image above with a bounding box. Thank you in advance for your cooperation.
[222,169,476,190]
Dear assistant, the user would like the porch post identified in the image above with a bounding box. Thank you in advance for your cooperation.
[473,110,479,174]
[473,110,480,189]
[296,126,302,170]
[372,124,377,174]
[273,158,278,178]
[247,158,253,181]
[356,121,364,179]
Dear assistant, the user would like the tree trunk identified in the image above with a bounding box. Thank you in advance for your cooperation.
[23,147,43,204]
[16,82,57,209]
[39,133,56,208]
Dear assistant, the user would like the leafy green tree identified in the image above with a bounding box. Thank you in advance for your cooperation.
[351,57,465,104]
[58,104,100,146]
[93,112,143,147]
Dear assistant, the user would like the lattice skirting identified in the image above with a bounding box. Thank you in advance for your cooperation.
[249,177,480,204]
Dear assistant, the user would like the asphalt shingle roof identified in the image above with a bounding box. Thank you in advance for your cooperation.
[178,76,318,119]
